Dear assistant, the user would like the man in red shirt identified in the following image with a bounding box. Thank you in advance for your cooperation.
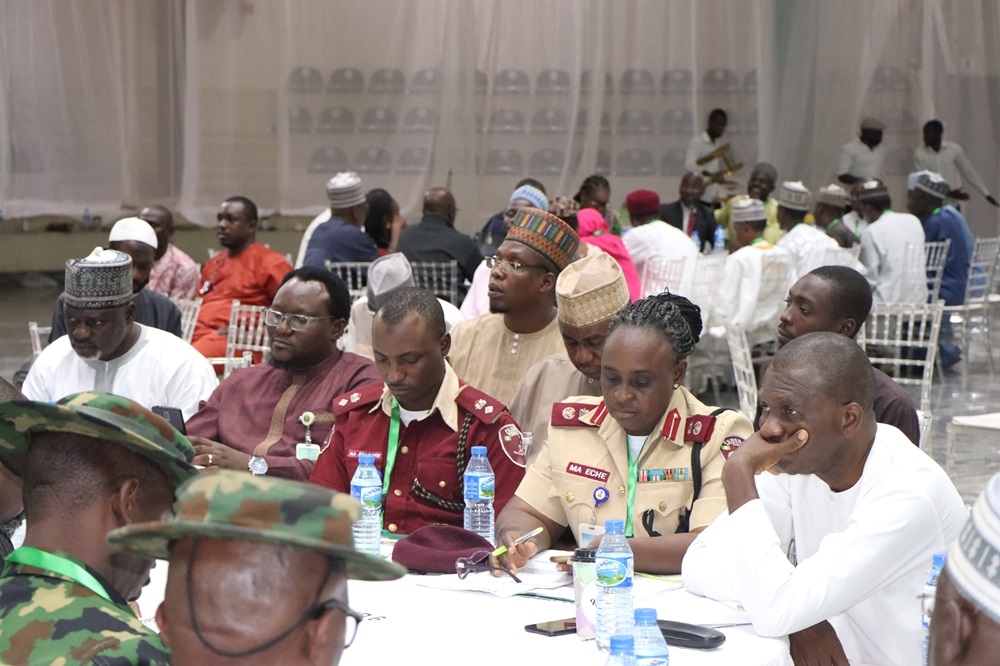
[311,287,525,536]
[192,196,292,358]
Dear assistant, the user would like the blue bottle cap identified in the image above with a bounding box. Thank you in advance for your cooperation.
[604,518,624,533]
[471,445,487,456]
[359,453,376,464]
[609,635,635,653]
[933,553,947,567]
[634,608,658,624]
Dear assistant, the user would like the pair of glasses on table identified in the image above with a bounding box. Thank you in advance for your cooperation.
[455,550,521,583]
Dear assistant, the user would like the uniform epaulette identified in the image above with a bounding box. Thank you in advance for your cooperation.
[332,383,384,416]
[684,414,717,443]
[550,400,607,427]
[456,384,506,424]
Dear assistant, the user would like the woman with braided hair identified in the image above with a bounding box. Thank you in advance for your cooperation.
[494,292,753,575]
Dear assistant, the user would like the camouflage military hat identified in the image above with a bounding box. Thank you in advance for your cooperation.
[0,392,196,487]
[108,470,406,582]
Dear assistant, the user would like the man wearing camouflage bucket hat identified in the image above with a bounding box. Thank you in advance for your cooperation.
[0,391,198,665]
[109,470,404,666]
[448,207,580,406]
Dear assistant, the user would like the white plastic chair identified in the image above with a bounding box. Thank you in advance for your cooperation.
[170,297,203,344]
[28,322,52,359]
[224,301,270,362]
[858,301,944,412]
[324,261,372,302]
[641,256,687,298]
[922,239,951,304]
[725,322,758,421]
[940,236,1000,375]
[411,260,460,305]
[206,351,254,379]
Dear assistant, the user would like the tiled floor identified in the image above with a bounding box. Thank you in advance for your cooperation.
[2,274,998,502]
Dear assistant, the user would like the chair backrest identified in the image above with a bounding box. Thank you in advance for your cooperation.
[900,243,931,304]
[171,297,203,344]
[964,236,1000,305]
[411,261,459,305]
[225,301,271,361]
[857,301,944,412]
[922,239,952,303]
[206,351,254,380]
[28,321,52,358]
[753,253,795,342]
[725,322,758,421]
[324,261,371,302]
[821,246,859,268]
[916,410,933,448]
[688,254,727,315]
[641,256,687,298]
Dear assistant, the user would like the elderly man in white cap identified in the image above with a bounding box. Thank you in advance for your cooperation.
[838,116,886,185]
[509,251,630,464]
[775,181,841,278]
[341,253,464,359]
[23,249,217,419]
[814,184,860,248]
[928,472,1000,665]
[48,217,183,342]
[301,172,378,267]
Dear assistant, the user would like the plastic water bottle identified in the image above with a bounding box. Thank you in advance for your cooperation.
[633,608,670,665]
[604,635,639,666]
[596,518,634,651]
[690,229,701,252]
[922,553,946,666]
[712,226,727,254]
[464,446,495,545]
[349,453,382,556]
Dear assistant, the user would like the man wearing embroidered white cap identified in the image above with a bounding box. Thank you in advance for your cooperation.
[48,217,182,342]
[775,181,841,278]
[928,472,1000,665]
[302,172,378,267]
[814,184,860,249]
[341,253,464,359]
[24,248,217,419]
[856,180,927,304]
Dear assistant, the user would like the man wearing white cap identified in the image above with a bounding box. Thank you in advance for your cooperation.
[48,217,182,342]
[774,182,840,278]
[509,251,630,464]
[23,248,217,419]
[928,473,1000,664]
[302,172,378,267]
[341,253,464,359]
[855,180,927,304]
[838,117,886,185]
[813,184,860,249]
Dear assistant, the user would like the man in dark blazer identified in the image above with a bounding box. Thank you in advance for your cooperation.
[660,171,717,253]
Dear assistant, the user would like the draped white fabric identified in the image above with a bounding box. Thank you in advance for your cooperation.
[2,0,998,235]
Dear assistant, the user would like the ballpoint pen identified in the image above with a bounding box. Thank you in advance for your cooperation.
[490,526,544,558]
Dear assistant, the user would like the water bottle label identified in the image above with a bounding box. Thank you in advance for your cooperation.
[351,483,382,509]
[636,657,669,666]
[464,473,495,501]
[595,554,633,588]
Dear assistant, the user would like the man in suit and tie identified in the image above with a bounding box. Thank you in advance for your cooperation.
[659,171,718,253]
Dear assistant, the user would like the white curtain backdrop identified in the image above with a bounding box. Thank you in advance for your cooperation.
[2,0,999,235]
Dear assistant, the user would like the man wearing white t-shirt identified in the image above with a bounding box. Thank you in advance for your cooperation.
[683,332,966,666]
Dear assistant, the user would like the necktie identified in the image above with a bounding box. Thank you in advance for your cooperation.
[686,208,696,235]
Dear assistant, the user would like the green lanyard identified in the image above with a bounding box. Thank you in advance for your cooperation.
[749,236,767,247]
[7,547,112,603]
[624,436,649,538]
[382,399,401,498]
[825,218,841,233]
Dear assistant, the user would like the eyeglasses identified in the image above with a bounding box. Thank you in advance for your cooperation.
[485,256,549,275]
[263,308,335,331]
[455,550,521,583]
[308,597,364,647]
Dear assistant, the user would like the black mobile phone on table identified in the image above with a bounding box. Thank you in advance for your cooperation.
[151,406,186,435]
[524,619,576,636]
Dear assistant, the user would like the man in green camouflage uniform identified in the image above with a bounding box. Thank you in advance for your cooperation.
[0,391,198,665]
[109,471,405,666]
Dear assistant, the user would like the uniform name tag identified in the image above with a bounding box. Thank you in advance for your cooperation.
[566,462,610,483]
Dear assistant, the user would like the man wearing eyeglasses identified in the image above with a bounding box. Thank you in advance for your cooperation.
[448,208,581,406]
[109,470,405,666]
[186,267,381,481]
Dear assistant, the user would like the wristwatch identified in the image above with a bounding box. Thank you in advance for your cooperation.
[248,455,269,476]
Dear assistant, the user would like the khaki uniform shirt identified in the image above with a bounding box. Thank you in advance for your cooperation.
[448,313,565,406]
[516,387,753,542]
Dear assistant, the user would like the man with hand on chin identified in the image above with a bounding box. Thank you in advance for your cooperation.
[682,332,966,666]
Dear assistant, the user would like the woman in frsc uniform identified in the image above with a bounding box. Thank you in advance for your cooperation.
[495,292,753,574]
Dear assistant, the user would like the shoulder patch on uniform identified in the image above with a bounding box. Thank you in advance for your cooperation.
[332,383,383,416]
[551,401,606,427]
[720,436,744,461]
[456,384,506,423]
[684,414,717,443]
[498,424,526,467]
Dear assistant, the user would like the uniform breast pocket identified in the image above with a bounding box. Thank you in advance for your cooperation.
[414,459,461,505]
[551,470,602,527]
[637,481,692,535]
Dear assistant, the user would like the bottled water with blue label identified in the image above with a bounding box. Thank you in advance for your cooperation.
[690,229,701,252]
[350,453,382,556]
[464,446,495,545]
[596,518,634,651]
[712,225,727,254]
[633,608,670,665]
[604,635,639,666]
[922,553,946,666]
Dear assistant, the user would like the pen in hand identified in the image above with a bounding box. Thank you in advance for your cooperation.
[491,526,544,558]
